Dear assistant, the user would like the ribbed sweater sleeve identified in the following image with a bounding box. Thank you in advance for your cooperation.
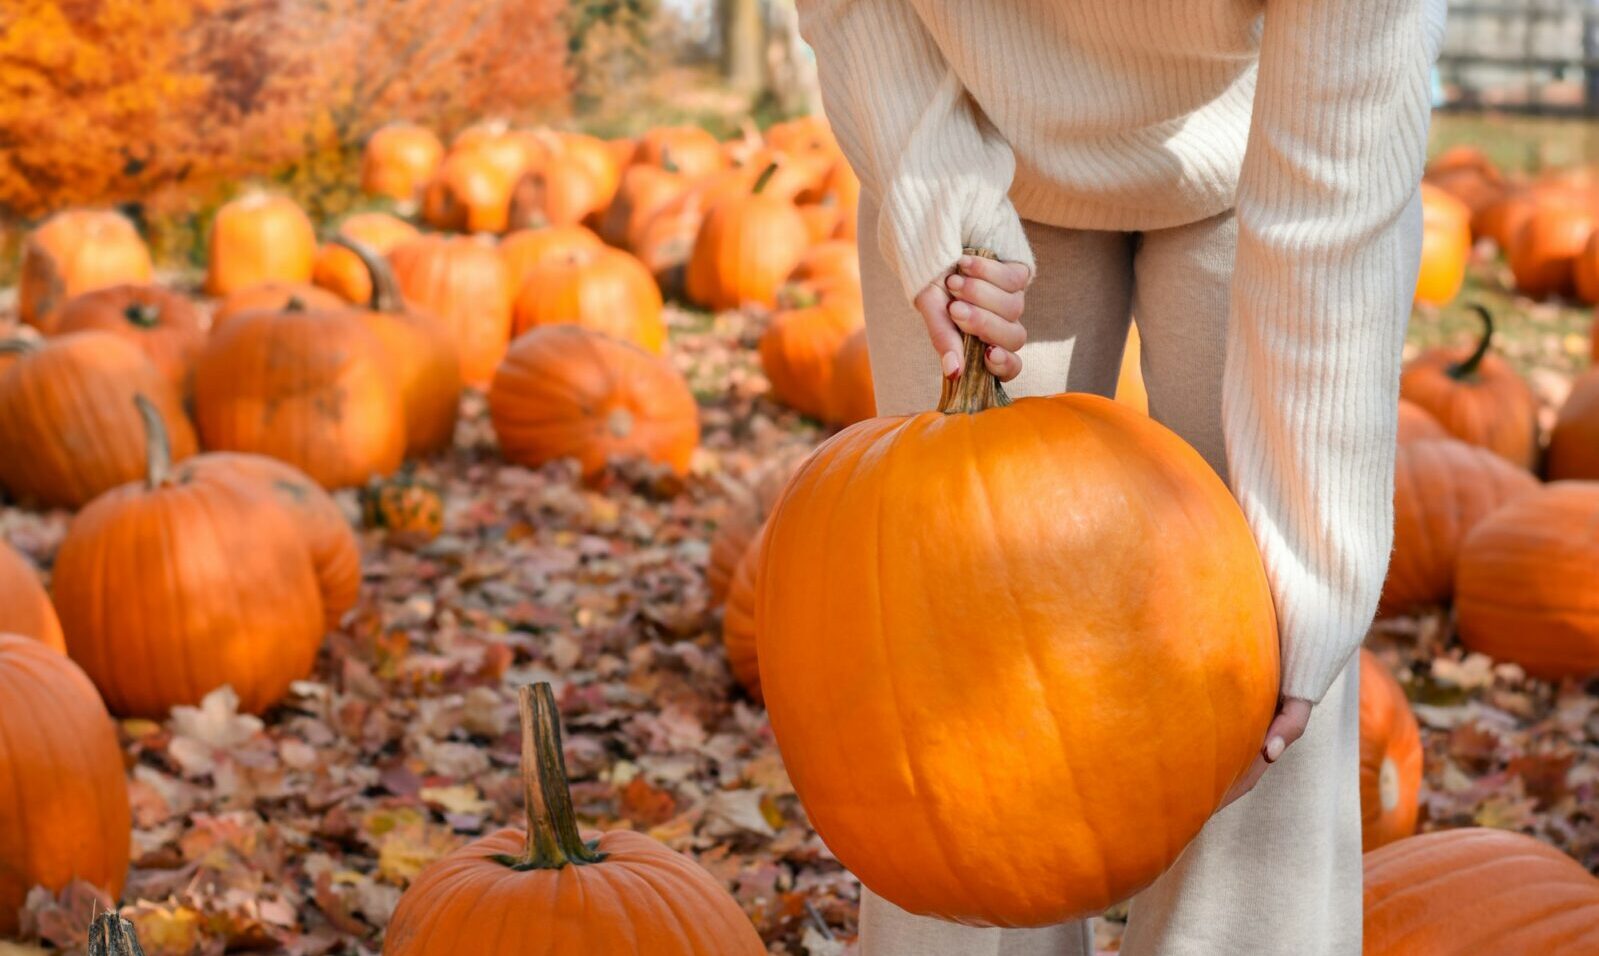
[795,0,1035,303]
[1224,0,1446,702]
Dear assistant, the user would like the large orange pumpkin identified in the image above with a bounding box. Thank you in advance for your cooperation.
[312,213,421,304]
[389,235,514,387]
[0,634,131,936]
[1399,307,1538,468]
[1364,829,1599,954]
[723,522,764,701]
[685,165,811,310]
[760,294,864,421]
[634,125,726,177]
[0,333,197,509]
[19,209,153,331]
[1415,184,1471,307]
[1396,399,1447,444]
[383,683,766,955]
[1506,206,1596,300]
[205,194,318,297]
[0,541,64,652]
[756,333,1279,925]
[53,399,327,716]
[192,299,406,490]
[488,326,699,479]
[828,326,877,426]
[511,246,666,352]
[423,150,518,234]
[501,225,605,292]
[1549,369,1599,481]
[1357,650,1421,852]
[1379,438,1538,616]
[706,455,802,606]
[362,122,445,203]
[212,281,346,329]
[334,237,463,457]
[50,284,204,394]
[1455,481,1599,680]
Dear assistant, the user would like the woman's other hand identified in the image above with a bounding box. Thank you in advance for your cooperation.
[914,254,1030,382]
[1219,697,1314,810]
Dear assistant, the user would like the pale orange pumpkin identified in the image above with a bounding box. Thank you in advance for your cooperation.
[489,326,698,478]
[205,194,318,297]
[0,634,131,936]
[422,150,518,234]
[1455,481,1599,680]
[828,327,877,426]
[1357,650,1421,852]
[501,225,606,293]
[1415,184,1471,307]
[1379,438,1538,616]
[600,164,689,250]
[1548,369,1599,481]
[685,165,811,311]
[555,132,623,212]
[19,209,153,331]
[511,246,666,352]
[507,152,609,231]
[1399,307,1538,468]
[389,234,515,387]
[1364,829,1599,954]
[634,126,726,177]
[50,284,204,394]
[787,239,860,287]
[451,122,545,182]
[312,213,421,304]
[0,541,64,652]
[362,123,445,203]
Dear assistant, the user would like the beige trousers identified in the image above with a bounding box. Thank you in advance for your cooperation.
[856,199,1364,955]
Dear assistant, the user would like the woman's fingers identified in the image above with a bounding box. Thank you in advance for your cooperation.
[1217,696,1315,810]
[913,280,965,379]
[946,273,1024,322]
[957,254,1031,293]
[984,345,1022,382]
[949,300,1027,352]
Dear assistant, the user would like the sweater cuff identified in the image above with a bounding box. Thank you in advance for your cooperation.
[881,188,1036,306]
[1277,598,1372,703]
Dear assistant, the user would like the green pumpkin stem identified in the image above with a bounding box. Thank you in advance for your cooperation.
[497,683,606,870]
[124,303,162,329]
[752,162,779,195]
[937,248,1011,415]
[331,234,406,314]
[133,395,171,488]
[1447,305,1494,381]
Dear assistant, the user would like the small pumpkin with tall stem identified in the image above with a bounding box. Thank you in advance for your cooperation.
[757,254,1279,926]
[383,684,766,955]
[1399,305,1538,468]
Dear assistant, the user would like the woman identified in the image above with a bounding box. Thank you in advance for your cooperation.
[795,1,1446,953]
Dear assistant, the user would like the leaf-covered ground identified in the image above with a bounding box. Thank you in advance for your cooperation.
[2,242,1596,955]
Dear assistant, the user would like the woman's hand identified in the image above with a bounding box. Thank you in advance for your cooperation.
[913,254,1031,382]
[1219,697,1314,809]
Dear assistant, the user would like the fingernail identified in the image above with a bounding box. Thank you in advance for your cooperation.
[958,255,974,270]
[1264,736,1285,763]
[946,274,964,290]
[941,351,961,379]
[984,345,995,360]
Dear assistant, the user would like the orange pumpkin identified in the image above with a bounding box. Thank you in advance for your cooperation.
[205,194,318,297]
[555,132,623,212]
[1472,192,1538,251]
[788,239,859,287]
[1364,829,1599,954]
[685,165,811,310]
[1507,206,1596,300]
[0,634,131,937]
[0,333,196,509]
[212,281,346,328]
[362,122,445,203]
[1425,166,1504,225]
[50,284,204,393]
[489,326,698,478]
[1357,650,1421,852]
[501,225,606,292]
[797,203,842,244]
[422,150,518,234]
[192,299,406,489]
[390,235,515,387]
[1396,399,1447,444]
[1456,481,1599,680]
[332,238,462,458]
[634,125,726,177]
[631,172,752,290]
[1425,144,1498,179]
[451,122,545,183]
[1415,184,1471,307]
[599,164,689,250]
[1574,227,1599,305]
[312,213,421,304]
[19,209,153,330]
[828,327,877,426]
[764,116,840,159]
[0,541,64,652]
[756,334,1279,925]
[1399,307,1538,468]
[824,160,860,240]
[512,246,666,352]
[383,683,766,955]
[723,522,764,701]
[706,455,802,606]
[507,152,609,231]
[54,399,327,716]
[1549,369,1599,481]
[1115,325,1149,414]
[760,294,863,421]
[1379,438,1538,616]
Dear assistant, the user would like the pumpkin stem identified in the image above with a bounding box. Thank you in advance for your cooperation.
[88,911,148,956]
[123,303,162,329]
[331,234,405,314]
[752,162,779,196]
[1447,305,1494,381]
[0,339,42,356]
[133,394,171,488]
[660,148,679,175]
[285,295,307,313]
[495,683,606,870]
[937,248,1011,415]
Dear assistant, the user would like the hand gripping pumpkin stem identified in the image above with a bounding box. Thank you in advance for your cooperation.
[495,683,607,870]
[937,247,1013,415]
[132,394,172,488]
[331,234,407,315]
[1447,305,1494,382]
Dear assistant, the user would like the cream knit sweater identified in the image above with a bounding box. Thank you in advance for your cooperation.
[797,0,1447,702]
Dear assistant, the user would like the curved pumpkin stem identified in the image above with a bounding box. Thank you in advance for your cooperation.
[1448,305,1494,381]
[331,235,405,314]
[133,394,172,488]
[937,248,1011,415]
[752,162,779,196]
[495,683,606,870]
[0,339,42,356]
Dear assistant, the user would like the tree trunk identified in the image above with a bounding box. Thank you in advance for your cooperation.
[720,0,766,94]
